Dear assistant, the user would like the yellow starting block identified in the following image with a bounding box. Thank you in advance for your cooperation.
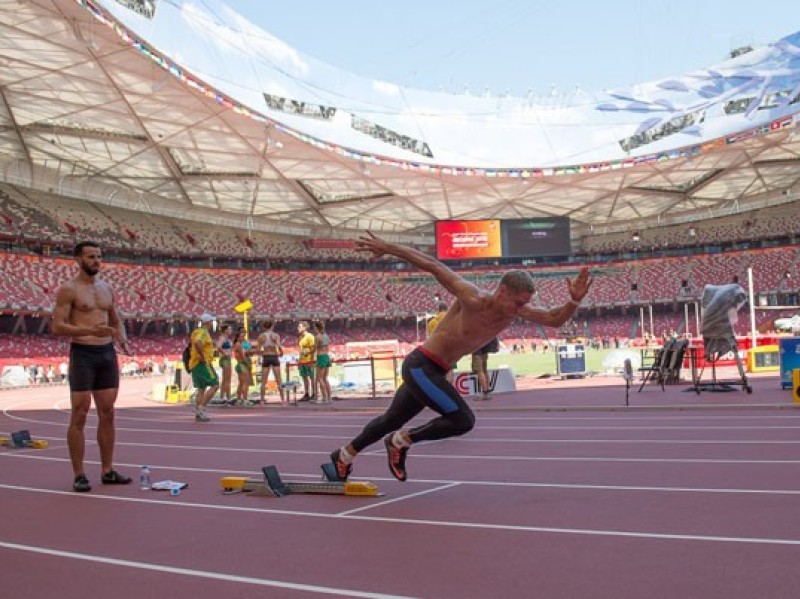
[220,465,380,498]
[1,430,49,449]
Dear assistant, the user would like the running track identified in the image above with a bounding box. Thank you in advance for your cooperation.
[2,376,800,598]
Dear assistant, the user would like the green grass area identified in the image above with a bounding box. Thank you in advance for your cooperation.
[299,347,625,390]
[456,348,621,377]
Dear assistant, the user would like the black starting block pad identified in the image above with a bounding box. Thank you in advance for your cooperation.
[320,461,344,482]
[220,465,380,498]
[0,430,48,449]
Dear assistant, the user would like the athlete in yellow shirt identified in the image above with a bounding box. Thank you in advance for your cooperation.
[190,314,219,422]
[297,321,316,401]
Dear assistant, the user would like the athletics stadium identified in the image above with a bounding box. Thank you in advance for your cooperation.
[2,1,800,597]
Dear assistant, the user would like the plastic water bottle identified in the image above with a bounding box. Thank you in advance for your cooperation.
[139,465,151,490]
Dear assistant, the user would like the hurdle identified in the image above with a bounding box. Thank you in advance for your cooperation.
[220,465,380,498]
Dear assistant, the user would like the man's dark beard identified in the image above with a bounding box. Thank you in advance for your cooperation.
[80,262,99,276]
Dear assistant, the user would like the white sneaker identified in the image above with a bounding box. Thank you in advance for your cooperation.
[195,411,210,422]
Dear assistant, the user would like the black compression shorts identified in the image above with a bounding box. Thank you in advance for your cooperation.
[261,355,280,368]
[69,343,120,392]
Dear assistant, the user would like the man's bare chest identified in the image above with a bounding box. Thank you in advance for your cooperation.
[74,287,112,312]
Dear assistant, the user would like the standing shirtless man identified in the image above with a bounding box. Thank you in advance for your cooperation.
[330,232,592,481]
[52,241,133,492]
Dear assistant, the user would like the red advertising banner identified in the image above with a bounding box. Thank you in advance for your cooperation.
[435,220,502,260]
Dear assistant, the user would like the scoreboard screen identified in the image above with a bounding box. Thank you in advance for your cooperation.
[435,217,570,260]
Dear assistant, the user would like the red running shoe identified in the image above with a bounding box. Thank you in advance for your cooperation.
[384,435,409,482]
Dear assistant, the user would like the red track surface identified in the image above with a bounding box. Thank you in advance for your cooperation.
[2,374,800,598]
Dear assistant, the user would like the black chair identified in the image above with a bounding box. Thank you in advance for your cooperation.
[664,339,688,385]
[638,340,675,392]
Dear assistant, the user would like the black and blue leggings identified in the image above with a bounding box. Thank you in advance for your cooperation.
[350,348,475,452]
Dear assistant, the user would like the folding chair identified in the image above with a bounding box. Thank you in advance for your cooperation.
[664,339,688,385]
[638,340,675,392]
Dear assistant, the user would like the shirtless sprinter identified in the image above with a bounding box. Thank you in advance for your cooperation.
[52,241,132,492]
[329,232,592,482]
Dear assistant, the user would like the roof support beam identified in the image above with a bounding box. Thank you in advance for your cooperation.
[0,87,32,166]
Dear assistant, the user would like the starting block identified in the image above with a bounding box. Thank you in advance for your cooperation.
[0,430,49,449]
[220,465,380,498]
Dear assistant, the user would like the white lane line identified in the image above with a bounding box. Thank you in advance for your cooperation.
[407,453,800,464]
[475,414,800,422]
[457,438,800,444]
[97,420,800,432]
[0,540,415,599]
[6,441,800,466]
[2,484,800,547]
[476,425,800,430]
[10,421,800,447]
[7,453,800,494]
[336,483,461,517]
[5,403,800,433]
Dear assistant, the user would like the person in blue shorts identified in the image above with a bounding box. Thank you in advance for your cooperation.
[329,232,592,482]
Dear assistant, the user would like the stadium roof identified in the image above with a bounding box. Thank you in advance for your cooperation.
[1,0,800,242]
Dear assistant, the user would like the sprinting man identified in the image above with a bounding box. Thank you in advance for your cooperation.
[52,241,133,493]
[330,232,592,482]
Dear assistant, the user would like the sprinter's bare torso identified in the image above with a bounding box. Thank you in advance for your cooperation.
[52,245,122,347]
[57,278,116,345]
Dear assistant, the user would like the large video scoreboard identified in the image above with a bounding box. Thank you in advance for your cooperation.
[435,217,571,261]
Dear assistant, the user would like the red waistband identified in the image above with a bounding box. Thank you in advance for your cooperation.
[417,346,451,371]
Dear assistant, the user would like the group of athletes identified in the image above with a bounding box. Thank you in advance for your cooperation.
[187,316,334,424]
[52,234,591,492]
